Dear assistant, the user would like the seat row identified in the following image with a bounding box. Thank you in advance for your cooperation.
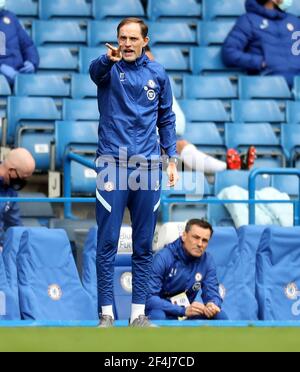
[2,225,300,321]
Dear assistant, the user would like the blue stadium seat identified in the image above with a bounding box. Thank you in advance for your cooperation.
[238,76,291,100]
[92,0,145,20]
[14,75,70,97]
[190,47,240,75]
[55,120,98,169]
[39,0,92,19]
[281,124,300,166]
[63,99,99,121]
[207,227,258,320]
[207,201,234,227]
[202,0,245,20]
[183,75,236,99]
[225,123,284,167]
[178,99,230,122]
[152,47,189,72]
[149,22,197,46]
[147,0,202,21]
[286,101,300,123]
[7,97,61,144]
[271,175,300,198]
[32,21,87,46]
[79,47,106,73]
[231,100,285,123]
[0,75,11,96]
[71,74,97,99]
[38,47,78,71]
[0,252,20,320]
[293,76,300,101]
[87,21,118,47]
[17,228,97,320]
[6,0,38,17]
[289,0,300,16]
[256,227,300,320]
[82,226,133,319]
[198,21,234,46]
[214,171,271,195]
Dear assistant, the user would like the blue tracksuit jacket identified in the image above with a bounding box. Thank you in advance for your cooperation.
[146,238,223,317]
[89,52,177,161]
[222,0,300,86]
[0,10,39,70]
[0,179,22,247]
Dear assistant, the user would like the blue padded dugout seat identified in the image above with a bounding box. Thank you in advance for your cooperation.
[183,75,236,99]
[17,228,97,320]
[238,76,291,100]
[147,0,202,21]
[14,74,70,97]
[198,21,234,46]
[202,0,245,20]
[0,75,11,96]
[207,227,258,320]
[281,124,300,166]
[32,21,87,46]
[225,123,284,168]
[256,227,300,320]
[7,97,61,144]
[92,0,145,20]
[231,100,285,123]
[38,47,78,71]
[82,226,133,320]
[39,0,92,19]
[6,0,38,17]
[0,252,20,320]
[179,99,229,122]
[71,74,97,99]
[152,47,190,72]
[79,47,106,73]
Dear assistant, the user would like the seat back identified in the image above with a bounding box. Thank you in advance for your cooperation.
[39,0,91,19]
[15,75,70,97]
[92,0,145,19]
[147,0,202,21]
[203,0,245,20]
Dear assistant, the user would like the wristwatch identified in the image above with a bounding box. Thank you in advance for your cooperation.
[169,157,178,166]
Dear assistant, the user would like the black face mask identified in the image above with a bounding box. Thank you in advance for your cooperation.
[9,177,27,191]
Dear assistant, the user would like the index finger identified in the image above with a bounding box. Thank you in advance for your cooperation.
[105,43,118,51]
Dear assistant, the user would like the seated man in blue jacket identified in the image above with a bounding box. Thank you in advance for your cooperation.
[146,219,228,321]
[0,148,35,250]
[0,0,39,85]
[222,0,300,87]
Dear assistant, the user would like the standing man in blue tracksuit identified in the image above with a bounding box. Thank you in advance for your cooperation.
[0,0,39,85]
[89,18,178,327]
[146,219,228,321]
[222,0,299,88]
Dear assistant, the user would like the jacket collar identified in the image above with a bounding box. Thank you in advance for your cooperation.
[246,0,287,20]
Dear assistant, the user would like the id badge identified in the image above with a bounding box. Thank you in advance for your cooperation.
[170,292,190,308]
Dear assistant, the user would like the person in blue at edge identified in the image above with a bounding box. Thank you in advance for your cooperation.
[222,0,299,88]
[89,18,179,327]
[0,148,35,251]
[0,0,39,86]
[146,219,228,321]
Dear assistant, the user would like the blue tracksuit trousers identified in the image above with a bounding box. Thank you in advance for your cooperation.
[96,165,161,312]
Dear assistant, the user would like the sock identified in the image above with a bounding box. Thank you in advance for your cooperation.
[130,304,145,324]
[101,305,114,319]
[181,144,227,174]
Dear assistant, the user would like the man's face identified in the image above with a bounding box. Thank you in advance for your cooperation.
[182,225,212,258]
[118,22,149,62]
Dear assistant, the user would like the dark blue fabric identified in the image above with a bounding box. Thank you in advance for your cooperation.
[256,227,300,320]
[222,0,300,86]
[89,52,176,160]
[0,178,22,247]
[0,250,20,320]
[0,10,39,70]
[17,228,97,320]
[96,165,161,309]
[146,237,223,318]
